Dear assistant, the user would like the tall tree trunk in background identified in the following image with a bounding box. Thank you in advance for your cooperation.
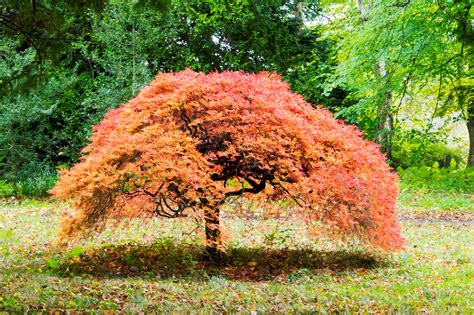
[374,57,394,161]
[356,0,394,160]
[376,91,394,161]
[356,0,370,20]
[457,1,474,167]
[467,105,474,167]
[293,0,304,18]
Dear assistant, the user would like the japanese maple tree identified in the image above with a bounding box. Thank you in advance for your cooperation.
[52,70,403,258]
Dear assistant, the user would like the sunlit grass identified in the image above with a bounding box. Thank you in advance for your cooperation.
[0,197,473,312]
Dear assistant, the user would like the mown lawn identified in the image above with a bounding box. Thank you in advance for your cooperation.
[0,194,473,312]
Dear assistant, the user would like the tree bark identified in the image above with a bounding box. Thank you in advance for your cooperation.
[204,207,223,261]
[467,111,474,167]
[376,90,394,161]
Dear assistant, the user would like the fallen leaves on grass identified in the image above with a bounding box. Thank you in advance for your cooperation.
[0,197,473,312]
[51,242,385,282]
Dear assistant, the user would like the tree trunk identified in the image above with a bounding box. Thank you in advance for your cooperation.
[204,207,223,261]
[355,1,394,160]
[467,114,474,167]
[356,0,370,21]
[376,90,394,161]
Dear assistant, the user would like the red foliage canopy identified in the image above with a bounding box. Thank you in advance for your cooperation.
[52,70,403,250]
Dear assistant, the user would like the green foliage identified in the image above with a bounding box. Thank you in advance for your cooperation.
[2,0,470,186]
[0,70,97,181]
[391,129,465,168]
[0,39,37,91]
[285,28,354,111]
[0,181,14,198]
[325,0,473,163]
[0,173,56,198]
[0,0,109,93]
[1,1,331,184]
[398,164,474,194]
[12,172,57,198]
[393,142,464,169]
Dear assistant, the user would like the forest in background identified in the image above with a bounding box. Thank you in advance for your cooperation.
[1,1,473,312]
[1,0,473,197]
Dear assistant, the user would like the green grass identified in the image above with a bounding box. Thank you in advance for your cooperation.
[399,191,473,211]
[0,195,473,312]
[398,191,474,222]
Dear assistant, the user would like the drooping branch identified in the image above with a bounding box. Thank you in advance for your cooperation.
[153,194,195,218]
[225,178,267,197]
[269,180,306,208]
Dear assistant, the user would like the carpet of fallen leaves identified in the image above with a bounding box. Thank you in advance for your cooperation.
[0,194,473,312]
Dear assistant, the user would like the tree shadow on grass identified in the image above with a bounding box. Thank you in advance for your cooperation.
[51,242,389,282]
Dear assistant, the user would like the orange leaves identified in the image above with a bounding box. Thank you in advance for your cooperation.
[52,69,403,251]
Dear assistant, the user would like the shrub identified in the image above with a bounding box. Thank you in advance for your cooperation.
[0,180,15,198]
[398,163,474,193]
[52,70,403,256]
[14,172,58,198]
[0,170,57,198]
[391,129,465,169]
[0,71,98,181]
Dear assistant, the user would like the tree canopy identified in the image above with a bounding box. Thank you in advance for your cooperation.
[1,0,336,181]
[52,70,403,254]
[326,0,473,165]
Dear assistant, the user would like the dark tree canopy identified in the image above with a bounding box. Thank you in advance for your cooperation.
[1,1,337,182]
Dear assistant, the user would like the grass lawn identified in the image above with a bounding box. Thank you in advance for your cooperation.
[0,194,473,312]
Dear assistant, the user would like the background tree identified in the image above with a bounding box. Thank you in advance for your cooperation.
[1,0,334,185]
[326,0,473,166]
[52,70,404,258]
